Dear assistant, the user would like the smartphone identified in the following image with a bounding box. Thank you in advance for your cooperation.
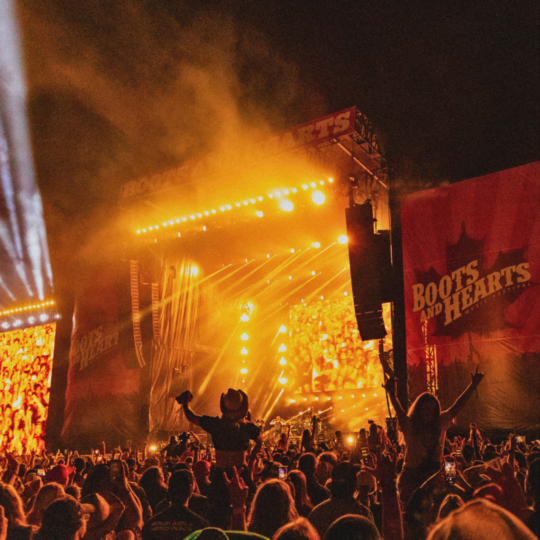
[514,435,526,444]
[109,460,123,483]
[36,469,46,477]
[444,460,457,485]
[278,466,288,480]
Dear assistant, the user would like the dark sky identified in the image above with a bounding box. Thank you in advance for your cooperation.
[16,0,540,300]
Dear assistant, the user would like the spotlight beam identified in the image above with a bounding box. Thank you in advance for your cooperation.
[224,256,276,296]
[263,388,284,422]
[305,267,349,302]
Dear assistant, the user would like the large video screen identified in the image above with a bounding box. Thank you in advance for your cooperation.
[0,324,56,454]
[289,299,391,393]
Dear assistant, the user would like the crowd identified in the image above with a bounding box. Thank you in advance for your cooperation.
[0,371,539,540]
[288,300,390,393]
[0,324,55,455]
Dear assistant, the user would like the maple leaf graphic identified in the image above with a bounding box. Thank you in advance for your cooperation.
[414,223,531,340]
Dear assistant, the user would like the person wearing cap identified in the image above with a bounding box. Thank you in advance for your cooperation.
[34,495,94,540]
[307,462,373,539]
[82,492,125,540]
[176,389,261,528]
[142,470,209,540]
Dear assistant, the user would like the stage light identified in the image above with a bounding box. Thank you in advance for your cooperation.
[178,233,181,238]
[329,178,334,183]
[315,397,319,401]
[320,296,324,299]
[268,193,274,198]
[203,226,207,231]
[289,399,296,404]
[320,180,325,185]
[235,202,241,207]
[310,182,316,188]
[257,196,263,201]
[339,396,342,399]
[28,317,35,323]
[190,215,195,220]
[267,254,270,258]
[283,189,290,195]
[241,314,250,322]
[344,292,348,296]
[278,343,287,352]
[241,333,249,341]
[243,201,248,205]
[250,199,256,204]
[338,235,348,244]
[275,191,282,198]
[240,368,248,374]
[374,393,377,397]
[312,242,321,248]
[279,325,287,333]
[279,357,287,365]
[256,211,264,217]
[226,204,232,210]
[197,213,202,218]
[182,217,187,221]
[136,230,141,234]
[149,226,153,231]
[212,209,217,213]
[1,322,9,329]
[291,188,297,193]
[348,436,353,443]
[302,184,308,190]
[312,190,325,205]
[288,275,292,280]
[279,199,294,212]
[311,271,316,276]
[150,446,157,452]
[13,320,21,327]
[241,347,248,355]
[279,377,288,384]
[190,266,199,277]
[204,211,209,215]
[39,314,48,322]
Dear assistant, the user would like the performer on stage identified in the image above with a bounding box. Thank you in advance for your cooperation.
[270,415,286,443]
[176,388,261,528]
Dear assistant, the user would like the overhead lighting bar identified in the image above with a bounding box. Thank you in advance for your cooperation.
[135,177,335,234]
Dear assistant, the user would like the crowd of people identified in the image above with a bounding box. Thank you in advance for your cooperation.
[0,370,539,540]
[288,300,390,393]
[0,325,55,455]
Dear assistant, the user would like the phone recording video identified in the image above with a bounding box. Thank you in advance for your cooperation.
[444,459,457,485]
[109,460,123,483]
[514,435,526,444]
[36,469,46,477]
[278,466,288,480]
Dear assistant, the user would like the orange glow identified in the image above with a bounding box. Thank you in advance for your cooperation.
[312,190,325,205]
[338,235,348,244]
[240,333,249,341]
[279,199,294,212]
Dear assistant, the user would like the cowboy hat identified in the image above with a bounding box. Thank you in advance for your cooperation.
[220,389,248,420]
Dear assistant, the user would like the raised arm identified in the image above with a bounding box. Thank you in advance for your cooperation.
[176,391,202,427]
[382,376,408,427]
[444,367,485,419]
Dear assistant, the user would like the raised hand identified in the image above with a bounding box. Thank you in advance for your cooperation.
[176,391,193,406]
[470,366,485,388]
[223,466,248,509]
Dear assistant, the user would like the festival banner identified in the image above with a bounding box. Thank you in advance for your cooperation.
[61,260,145,448]
[402,162,540,431]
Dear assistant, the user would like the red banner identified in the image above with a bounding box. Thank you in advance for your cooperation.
[61,261,143,448]
[402,162,540,431]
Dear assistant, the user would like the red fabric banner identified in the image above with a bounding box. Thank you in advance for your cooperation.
[402,162,540,431]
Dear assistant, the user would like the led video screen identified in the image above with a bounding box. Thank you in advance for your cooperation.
[289,299,390,393]
[0,324,56,454]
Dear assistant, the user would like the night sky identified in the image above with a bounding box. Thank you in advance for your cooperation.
[15,0,540,300]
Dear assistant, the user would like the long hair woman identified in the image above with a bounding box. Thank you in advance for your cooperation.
[138,466,168,512]
[383,367,485,507]
[248,479,298,538]
[287,471,313,517]
[0,482,33,540]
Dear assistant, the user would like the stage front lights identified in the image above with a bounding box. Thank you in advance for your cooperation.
[240,333,249,341]
[240,368,248,374]
[241,313,250,322]
[311,271,316,276]
[279,325,287,333]
[241,347,248,355]
[279,357,287,365]
[136,230,141,234]
[312,242,321,248]
[278,343,287,352]
[348,436,353,443]
[310,182,317,188]
[338,234,348,244]
[279,377,288,384]
[312,190,325,205]
[329,177,334,183]
[302,184,309,190]
[283,189,290,195]
[2,322,9,329]
[256,211,264,217]
[279,199,294,212]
